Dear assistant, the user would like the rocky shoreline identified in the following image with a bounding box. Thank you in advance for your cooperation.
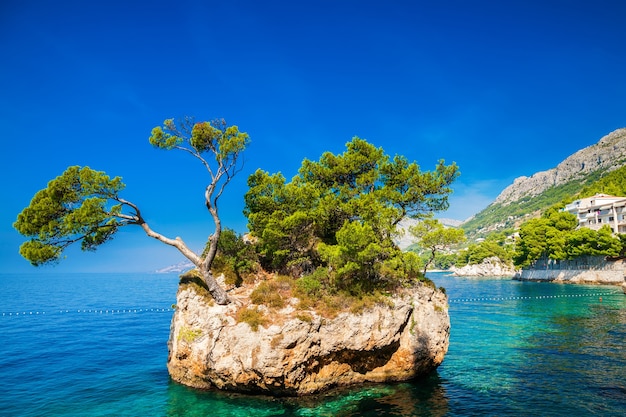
[514,257,626,286]
[514,269,625,285]
[450,256,517,277]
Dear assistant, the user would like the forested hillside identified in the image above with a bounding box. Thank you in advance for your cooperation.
[461,170,606,239]
[577,165,626,197]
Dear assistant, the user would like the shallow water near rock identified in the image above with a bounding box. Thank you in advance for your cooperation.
[1,272,624,416]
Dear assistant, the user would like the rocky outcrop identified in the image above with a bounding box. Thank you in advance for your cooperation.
[494,128,626,206]
[451,256,517,277]
[167,277,450,396]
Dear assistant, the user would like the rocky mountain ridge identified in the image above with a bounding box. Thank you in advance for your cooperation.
[461,127,626,237]
[493,128,626,206]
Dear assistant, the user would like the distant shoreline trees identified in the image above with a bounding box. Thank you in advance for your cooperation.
[513,207,623,268]
[408,219,466,275]
[455,231,514,268]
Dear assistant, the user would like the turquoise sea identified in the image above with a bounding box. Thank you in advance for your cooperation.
[1,272,624,416]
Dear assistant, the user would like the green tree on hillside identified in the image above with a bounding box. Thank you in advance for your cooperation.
[578,165,626,197]
[244,137,459,292]
[432,253,458,270]
[456,238,513,267]
[567,225,622,258]
[513,209,622,268]
[513,210,579,267]
[461,169,607,240]
[14,118,249,305]
[512,218,553,267]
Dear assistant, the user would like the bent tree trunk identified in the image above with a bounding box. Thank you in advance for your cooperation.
[138,220,231,304]
[198,266,230,305]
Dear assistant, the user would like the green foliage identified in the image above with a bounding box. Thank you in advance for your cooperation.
[244,137,459,294]
[150,118,250,162]
[249,280,285,308]
[409,219,466,274]
[236,307,267,331]
[456,239,513,267]
[318,220,390,292]
[566,225,622,258]
[244,170,319,273]
[516,209,580,263]
[387,251,424,283]
[209,228,259,286]
[577,165,626,198]
[515,218,549,266]
[295,270,325,297]
[432,253,457,269]
[514,210,622,267]
[13,166,126,265]
[178,327,203,343]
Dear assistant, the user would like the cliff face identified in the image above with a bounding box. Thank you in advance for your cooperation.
[167,279,450,396]
[494,128,626,206]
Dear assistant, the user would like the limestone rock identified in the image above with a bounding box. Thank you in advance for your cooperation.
[167,278,450,396]
[451,256,517,277]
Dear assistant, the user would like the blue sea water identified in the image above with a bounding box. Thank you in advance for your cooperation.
[1,272,624,416]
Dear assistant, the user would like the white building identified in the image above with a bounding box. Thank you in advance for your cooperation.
[564,193,626,234]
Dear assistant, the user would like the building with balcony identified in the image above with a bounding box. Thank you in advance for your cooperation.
[564,193,626,234]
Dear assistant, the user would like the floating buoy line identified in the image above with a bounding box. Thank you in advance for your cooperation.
[1,307,174,317]
[449,291,620,304]
[2,291,622,317]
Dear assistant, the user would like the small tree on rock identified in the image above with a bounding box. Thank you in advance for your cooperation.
[14,117,249,305]
[409,219,466,275]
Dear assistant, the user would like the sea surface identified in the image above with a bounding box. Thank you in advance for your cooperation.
[1,272,624,416]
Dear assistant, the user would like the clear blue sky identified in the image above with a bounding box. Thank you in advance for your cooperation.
[2,0,625,273]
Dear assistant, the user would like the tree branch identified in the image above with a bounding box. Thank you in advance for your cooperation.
[114,197,202,266]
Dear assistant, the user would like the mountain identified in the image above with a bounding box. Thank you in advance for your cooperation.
[494,128,626,205]
[155,261,194,274]
[462,127,626,238]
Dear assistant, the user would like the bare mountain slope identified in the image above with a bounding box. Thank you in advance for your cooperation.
[494,128,626,206]
[462,127,626,238]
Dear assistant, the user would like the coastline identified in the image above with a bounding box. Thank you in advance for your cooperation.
[514,256,626,286]
[514,269,625,286]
